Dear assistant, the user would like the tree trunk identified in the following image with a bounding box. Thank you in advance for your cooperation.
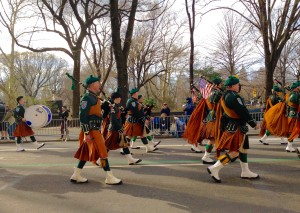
[72,51,81,118]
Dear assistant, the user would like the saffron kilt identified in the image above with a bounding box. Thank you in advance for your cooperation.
[200,121,216,140]
[123,121,143,137]
[74,130,108,162]
[216,129,244,157]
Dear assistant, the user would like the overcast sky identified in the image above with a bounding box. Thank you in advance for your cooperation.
[0,1,232,66]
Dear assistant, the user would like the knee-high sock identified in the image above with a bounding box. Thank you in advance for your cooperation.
[239,152,247,163]
[30,136,36,142]
[141,137,148,145]
[101,159,110,171]
[205,144,213,153]
[122,147,130,155]
[146,135,153,141]
[77,160,86,169]
[16,137,22,144]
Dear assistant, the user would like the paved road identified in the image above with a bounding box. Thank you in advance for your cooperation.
[0,137,299,213]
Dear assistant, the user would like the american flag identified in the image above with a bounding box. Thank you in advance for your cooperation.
[198,78,213,99]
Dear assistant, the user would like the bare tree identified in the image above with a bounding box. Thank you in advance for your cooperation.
[110,0,169,106]
[0,0,109,117]
[0,52,68,103]
[209,11,256,75]
[0,0,29,106]
[185,0,197,90]
[217,0,300,99]
[82,18,114,98]
[274,33,300,86]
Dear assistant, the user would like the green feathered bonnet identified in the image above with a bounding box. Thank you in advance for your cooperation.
[290,81,300,90]
[224,75,239,87]
[85,75,100,86]
[212,77,222,85]
[129,87,139,95]
[273,85,282,92]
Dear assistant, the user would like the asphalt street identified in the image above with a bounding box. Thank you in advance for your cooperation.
[0,137,299,213]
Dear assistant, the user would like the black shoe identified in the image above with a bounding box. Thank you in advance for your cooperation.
[202,160,216,165]
[153,140,161,148]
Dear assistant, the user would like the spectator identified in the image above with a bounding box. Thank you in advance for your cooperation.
[58,106,69,140]
[160,103,171,133]
[0,106,9,140]
[3,106,16,140]
[183,97,195,124]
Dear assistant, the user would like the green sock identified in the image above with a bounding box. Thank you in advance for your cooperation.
[266,130,271,136]
[205,144,213,153]
[146,136,152,141]
[132,136,137,142]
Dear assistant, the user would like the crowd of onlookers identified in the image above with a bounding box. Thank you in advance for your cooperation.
[0,105,16,141]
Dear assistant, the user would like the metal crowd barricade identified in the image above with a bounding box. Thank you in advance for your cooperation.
[31,111,264,140]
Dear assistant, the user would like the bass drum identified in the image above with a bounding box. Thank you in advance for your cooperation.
[0,104,6,122]
[24,105,52,128]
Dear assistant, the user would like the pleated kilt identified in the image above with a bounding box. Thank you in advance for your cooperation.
[123,121,143,137]
[200,121,216,140]
[259,119,267,136]
[13,123,34,137]
[74,130,108,162]
[105,131,123,150]
[287,117,297,135]
[216,129,244,157]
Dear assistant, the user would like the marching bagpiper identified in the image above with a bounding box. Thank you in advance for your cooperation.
[207,75,260,183]
[104,89,142,165]
[70,75,122,185]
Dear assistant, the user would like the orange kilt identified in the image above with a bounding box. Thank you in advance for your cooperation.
[13,123,34,137]
[200,121,216,140]
[259,119,267,136]
[123,122,143,137]
[264,102,288,137]
[288,118,300,141]
[105,131,122,150]
[74,130,108,162]
[216,129,244,157]
[182,99,206,144]
[287,117,297,135]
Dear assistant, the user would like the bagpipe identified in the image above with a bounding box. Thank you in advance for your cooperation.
[66,73,112,116]
[274,78,291,92]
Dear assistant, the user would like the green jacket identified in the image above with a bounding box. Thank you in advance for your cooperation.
[14,105,25,124]
[108,104,123,131]
[79,91,102,133]
[126,97,145,123]
[222,90,256,133]
[269,93,282,106]
[288,91,299,118]
[204,88,223,122]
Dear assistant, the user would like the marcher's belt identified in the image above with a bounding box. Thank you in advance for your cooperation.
[89,120,102,129]
[127,115,138,123]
